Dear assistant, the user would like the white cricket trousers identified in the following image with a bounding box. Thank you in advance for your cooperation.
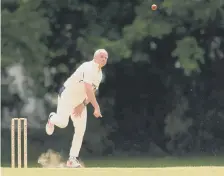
[50,87,87,158]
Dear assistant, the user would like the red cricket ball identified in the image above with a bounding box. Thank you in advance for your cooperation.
[151,4,157,11]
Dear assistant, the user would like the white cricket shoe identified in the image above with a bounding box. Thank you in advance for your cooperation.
[45,112,55,135]
[66,157,82,168]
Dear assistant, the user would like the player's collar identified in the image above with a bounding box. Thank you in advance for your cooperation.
[91,60,101,71]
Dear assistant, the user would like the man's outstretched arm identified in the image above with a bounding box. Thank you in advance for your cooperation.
[84,82,102,117]
[83,83,98,108]
[82,86,99,106]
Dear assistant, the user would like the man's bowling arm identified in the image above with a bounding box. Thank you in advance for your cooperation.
[83,82,99,109]
[83,89,97,106]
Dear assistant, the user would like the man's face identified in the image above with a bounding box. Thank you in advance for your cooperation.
[94,50,108,67]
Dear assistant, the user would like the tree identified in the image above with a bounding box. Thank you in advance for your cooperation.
[1,0,51,78]
[116,0,224,75]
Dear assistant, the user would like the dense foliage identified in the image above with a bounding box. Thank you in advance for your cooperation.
[1,0,224,162]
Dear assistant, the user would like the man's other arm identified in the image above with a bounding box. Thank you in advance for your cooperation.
[83,83,99,109]
[82,89,97,106]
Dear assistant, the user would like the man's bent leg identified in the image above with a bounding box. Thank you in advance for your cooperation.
[46,95,72,135]
[50,96,71,128]
[67,107,87,167]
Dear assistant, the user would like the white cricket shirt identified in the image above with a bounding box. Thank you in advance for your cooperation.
[63,60,102,103]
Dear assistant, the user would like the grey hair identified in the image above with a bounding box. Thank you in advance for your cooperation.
[93,49,108,58]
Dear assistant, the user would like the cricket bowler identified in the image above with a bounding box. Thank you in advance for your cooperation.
[45,49,108,167]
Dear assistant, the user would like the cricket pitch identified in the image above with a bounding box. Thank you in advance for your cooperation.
[2,167,224,176]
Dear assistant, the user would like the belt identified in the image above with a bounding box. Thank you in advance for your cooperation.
[58,85,86,104]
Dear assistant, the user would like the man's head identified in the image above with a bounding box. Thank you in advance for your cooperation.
[93,49,108,68]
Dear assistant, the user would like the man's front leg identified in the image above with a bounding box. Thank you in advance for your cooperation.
[67,107,87,168]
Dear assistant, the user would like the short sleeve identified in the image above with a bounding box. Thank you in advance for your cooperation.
[82,63,94,84]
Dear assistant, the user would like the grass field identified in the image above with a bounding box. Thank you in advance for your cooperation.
[2,157,224,176]
[2,167,224,176]
[83,156,224,167]
[2,156,224,167]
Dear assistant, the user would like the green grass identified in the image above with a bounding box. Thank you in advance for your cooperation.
[84,156,224,167]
